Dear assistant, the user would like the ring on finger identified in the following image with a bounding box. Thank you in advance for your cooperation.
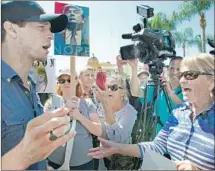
[49,130,58,141]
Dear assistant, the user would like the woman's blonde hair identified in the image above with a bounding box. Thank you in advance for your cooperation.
[56,84,63,96]
[56,82,82,97]
[181,53,214,75]
[79,65,94,76]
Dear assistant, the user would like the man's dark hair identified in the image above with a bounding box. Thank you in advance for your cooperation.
[169,56,183,64]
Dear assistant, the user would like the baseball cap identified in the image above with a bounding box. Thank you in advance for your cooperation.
[1,1,68,33]
[57,69,71,79]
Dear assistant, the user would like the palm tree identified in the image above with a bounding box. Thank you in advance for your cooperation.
[190,34,214,53]
[191,35,202,53]
[174,0,213,52]
[173,27,194,57]
[147,12,176,31]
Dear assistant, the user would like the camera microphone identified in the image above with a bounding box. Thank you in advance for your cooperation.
[122,33,133,39]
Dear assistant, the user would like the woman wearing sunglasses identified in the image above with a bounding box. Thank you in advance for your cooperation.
[93,74,137,169]
[44,70,102,170]
[88,53,214,170]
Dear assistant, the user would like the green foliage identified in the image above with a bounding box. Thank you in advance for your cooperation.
[173,27,194,48]
[172,0,213,52]
[189,34,214,52]
[148,12,176,31]
[177,0,213,21]
[147,0,213,53]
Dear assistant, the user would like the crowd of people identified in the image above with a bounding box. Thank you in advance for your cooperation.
[88,53,215,170]
[1,1,214,170]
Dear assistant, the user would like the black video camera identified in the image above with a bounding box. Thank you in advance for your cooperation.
[120,5,176,65]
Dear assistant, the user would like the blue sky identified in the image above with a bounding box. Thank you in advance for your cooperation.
[37,1,214,73]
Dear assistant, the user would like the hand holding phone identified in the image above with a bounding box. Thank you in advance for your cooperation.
[96,71,106,91]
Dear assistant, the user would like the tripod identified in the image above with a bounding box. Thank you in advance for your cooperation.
[132,72,173,169]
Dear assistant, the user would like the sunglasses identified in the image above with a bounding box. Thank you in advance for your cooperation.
[58,79,71,84]
[108,84,123,91]
[179,71,213,80]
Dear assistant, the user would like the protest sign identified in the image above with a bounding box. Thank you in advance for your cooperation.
[30,57,56,93]
[54,2,90,57]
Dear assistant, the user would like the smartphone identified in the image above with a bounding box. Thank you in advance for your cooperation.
[96,71,106,91]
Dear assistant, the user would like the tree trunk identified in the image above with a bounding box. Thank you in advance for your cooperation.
[182,43,185,57]
[202,27,206,52]
[200,13,206,52]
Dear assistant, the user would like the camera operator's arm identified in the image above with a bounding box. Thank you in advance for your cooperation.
[116,55,127,77]
[168,91,183,104]
[127,59,143,97]
[160,77,183,105]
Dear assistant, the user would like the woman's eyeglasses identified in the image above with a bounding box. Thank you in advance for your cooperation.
[179,71,213,80]
[108,84,123,91]
[58,79,71,84]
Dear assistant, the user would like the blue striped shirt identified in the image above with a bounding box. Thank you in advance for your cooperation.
[138,102,215,170]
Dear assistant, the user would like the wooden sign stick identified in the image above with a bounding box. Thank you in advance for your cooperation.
[58,56,78,170]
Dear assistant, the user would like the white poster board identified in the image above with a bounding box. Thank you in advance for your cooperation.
[30,57,56,93]
[141,149,176,170]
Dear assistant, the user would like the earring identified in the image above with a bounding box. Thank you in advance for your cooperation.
[210,91,214,98]
[121,95,124,101]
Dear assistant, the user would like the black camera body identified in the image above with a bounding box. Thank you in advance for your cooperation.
[120,28,175,64]
[120,5,176,76]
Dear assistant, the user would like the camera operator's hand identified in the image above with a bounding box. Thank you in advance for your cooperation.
[116,55,127,73]
[2,108,76,170]
[160,76,173,95]
[126,59,143,97]
[126,59,138,70]
[160,76,183,105]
